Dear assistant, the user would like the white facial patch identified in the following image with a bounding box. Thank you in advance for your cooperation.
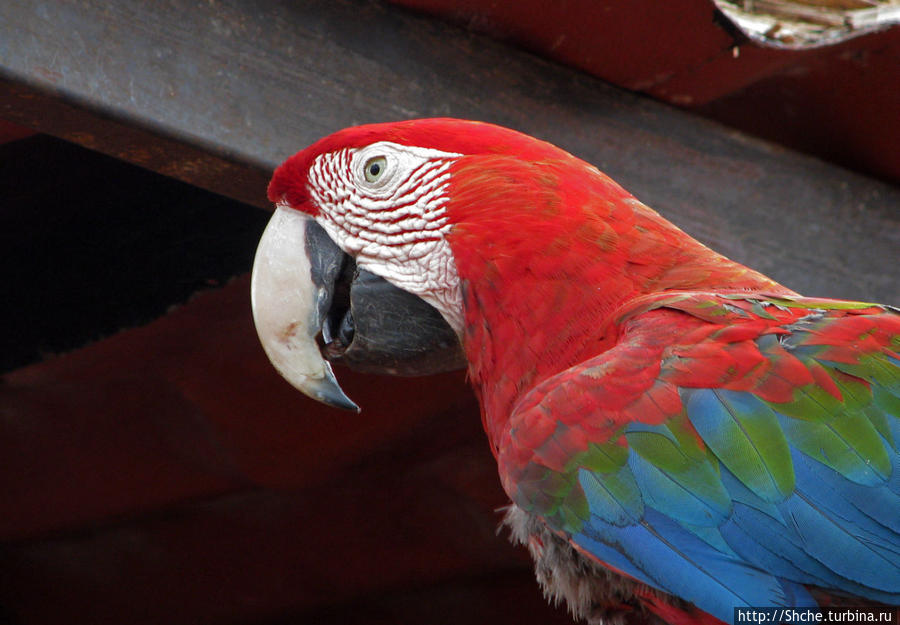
[305,141,465,334]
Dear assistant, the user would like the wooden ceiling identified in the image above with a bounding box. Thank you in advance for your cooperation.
[395,0,900,184]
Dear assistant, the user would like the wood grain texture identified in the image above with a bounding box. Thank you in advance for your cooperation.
[0,0,897,303]
[392,0,900,183]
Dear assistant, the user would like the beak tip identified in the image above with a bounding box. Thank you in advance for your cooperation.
[252,205,361,413]
[300,361,360,413]
[315,385,361,413]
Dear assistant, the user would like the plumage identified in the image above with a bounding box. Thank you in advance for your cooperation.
[257,119,900,624]
[502,295,900,622]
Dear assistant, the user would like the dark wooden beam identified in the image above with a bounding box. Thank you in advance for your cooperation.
[1,0,896,303]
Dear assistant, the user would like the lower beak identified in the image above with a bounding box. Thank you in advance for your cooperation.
[250,206,465,412]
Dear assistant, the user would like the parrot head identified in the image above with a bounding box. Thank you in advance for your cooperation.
[252,118,782,417]
[252,118,572,411]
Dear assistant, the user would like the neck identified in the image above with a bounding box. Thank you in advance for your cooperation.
[445,155,790,450]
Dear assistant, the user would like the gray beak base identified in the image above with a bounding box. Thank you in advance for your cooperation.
[250,206,465,412]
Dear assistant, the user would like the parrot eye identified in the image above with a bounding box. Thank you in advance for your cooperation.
[363,156,387,183]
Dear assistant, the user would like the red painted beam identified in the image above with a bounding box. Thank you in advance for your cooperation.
[0,118,34,144]
[392,0,900,182]
[0,276,475,539]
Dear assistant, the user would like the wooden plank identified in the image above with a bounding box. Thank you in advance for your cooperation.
[392,0,900,183]
[0,77,271,209]
[0,0,896,304]
[0,118,34,143]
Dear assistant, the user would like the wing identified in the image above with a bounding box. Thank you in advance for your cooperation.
[500,293,900,622]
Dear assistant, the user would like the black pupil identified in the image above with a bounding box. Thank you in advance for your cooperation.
[369,162,381,176]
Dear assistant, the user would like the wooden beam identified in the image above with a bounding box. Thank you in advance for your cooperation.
[391,0,900,183]
[1,0,896,303]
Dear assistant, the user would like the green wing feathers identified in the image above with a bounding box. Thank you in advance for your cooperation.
[502,294,900,618]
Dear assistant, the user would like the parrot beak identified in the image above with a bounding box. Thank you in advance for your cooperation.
[251,205,360,411]
[251,205,465,412]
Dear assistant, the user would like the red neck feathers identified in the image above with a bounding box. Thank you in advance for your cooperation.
[444,151,791,451]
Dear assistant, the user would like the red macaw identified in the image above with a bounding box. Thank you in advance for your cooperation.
[250,119,900,624]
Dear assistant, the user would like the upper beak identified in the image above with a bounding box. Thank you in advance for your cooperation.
[250,205,359,411]
[250,205,465,412]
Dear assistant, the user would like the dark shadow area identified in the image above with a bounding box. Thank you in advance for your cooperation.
[1,135,270,372]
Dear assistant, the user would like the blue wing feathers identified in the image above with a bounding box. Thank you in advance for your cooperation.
[790,447,900,537]
[888,419,900,496]
[577,467,643,526]
[684,388,793,503]
[721,506,837,588]
[718,464,786,523]
[776,492,900,591]
[776,411,888,486]
[536,305,900,619]
[573,522,666,590]
[678,521,739,556]
[626,444,730,527]
[573,509,814,621]
[572,360,900,620]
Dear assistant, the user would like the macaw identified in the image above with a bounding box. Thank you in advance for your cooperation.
[250,119,900,625]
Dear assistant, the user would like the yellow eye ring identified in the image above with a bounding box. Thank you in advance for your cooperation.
[364,156,387,183]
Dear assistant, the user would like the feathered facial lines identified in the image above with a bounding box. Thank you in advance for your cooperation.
[304,141,461,243]
[267,122,610,336]
[297,140,467,335]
